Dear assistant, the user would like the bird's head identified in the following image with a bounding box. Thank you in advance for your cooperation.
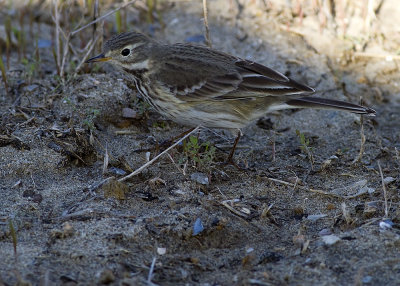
[86,32,153,70]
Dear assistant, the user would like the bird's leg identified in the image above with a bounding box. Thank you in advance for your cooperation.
[225,130,242,168]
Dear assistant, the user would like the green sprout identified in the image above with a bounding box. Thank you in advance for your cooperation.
[115,10,122,33]
[9,219,17,257]
[21,57,41,83]
[296,129,314,169]
[83,108,100,131]
[181,135,216,170]
[0,51,9,96]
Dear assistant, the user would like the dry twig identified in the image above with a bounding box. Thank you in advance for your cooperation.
[352,113,366,164]
[202,0,212,47]
[353,52,400,61]
[341,202,352,225]
[166,153,186,175]
[265,177,342,198]
[71,0,137,36]
[221,199,248,218]
[147,257,157,286]
[102,144,109,174]
[53,0,61,72]
[74,34,101,76]
[59,34,71,78]
[377,161,389,218]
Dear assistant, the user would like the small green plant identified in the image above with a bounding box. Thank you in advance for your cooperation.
[4,16,12,68]
[115,10,122,33]
[12,26,25,60]
[9,219,17,257]
[83,108,100,131]
[296,129,314,169]
[181,135,216,170]
[133,96,151,116]
[69,59,77,71]
[52,47,60,75]
[146,0,155,23]
[152,120,167,129]
[21,57,41,83]
[0,51,9,96]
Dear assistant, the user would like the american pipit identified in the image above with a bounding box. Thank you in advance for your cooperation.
[87,32,375,162]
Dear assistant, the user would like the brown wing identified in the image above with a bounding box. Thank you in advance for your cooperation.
[158,62,242,101]
[230,60,315,97]
[153,44,314,102]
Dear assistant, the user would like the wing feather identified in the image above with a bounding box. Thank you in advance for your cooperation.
[152,44,314,102]
[235,60,315,95]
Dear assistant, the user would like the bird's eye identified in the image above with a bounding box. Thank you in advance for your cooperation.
[121,49,130,56]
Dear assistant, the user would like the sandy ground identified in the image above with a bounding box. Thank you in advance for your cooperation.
[1,0,400,285]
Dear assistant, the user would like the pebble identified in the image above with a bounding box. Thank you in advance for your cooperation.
[383,177,395,185]
[193,218,204,236]
[191,172,209,185]
[107,167,127,176]
[319,228,332,236]
[157,247,166,255]
[307,214,327,221]
[25,84,39,92]
[322,234,341,245]
[122,107,137,119]
[379,220,393,230]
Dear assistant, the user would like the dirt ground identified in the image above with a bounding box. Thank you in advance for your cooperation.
[1,0,400,285]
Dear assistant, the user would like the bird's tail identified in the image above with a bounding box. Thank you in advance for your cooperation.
[286,97,376,115]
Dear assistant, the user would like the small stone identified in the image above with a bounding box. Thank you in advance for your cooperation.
[307,214,327,221]
[246,247,254,254]
[362,275,373,284]
[193,218,204,236]
[25,84,39,92]
[190,172,209,185]
[383,177,395,185]
[379,220,393,230]
[319,228,332,236]
[107,167,126,176]
[121,107,137,119]
[322,234,340,245]
[157,247,166,255]
[172,189,186,195]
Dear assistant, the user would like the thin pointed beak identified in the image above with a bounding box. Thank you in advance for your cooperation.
[86,53,111,63]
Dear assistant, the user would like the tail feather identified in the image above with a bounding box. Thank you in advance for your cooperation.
[286,97,376,115]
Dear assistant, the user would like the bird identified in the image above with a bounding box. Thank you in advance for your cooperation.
[86,31,376,163]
